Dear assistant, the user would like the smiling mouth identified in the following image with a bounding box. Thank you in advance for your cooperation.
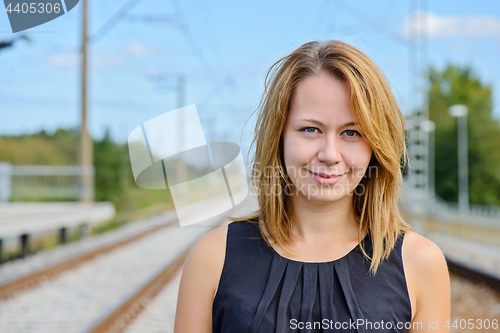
[310,171,344,178]
[308,170,345,185]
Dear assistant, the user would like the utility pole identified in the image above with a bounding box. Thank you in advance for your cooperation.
[79,0,93,202]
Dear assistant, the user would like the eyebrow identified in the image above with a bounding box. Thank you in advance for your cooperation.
[301,119,357,128]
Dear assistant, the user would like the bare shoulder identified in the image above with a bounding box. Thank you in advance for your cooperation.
[174,226,228,333]
[185,225,228,283]
[402,230,450,330]
[402,230,449,290]
[191,225,228,255]
[402,230,448,271]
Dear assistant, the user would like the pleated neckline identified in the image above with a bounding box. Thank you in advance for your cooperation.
[266,232,370,265]
[250,236,371,333]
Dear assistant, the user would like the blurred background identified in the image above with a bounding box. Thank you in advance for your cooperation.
[0,0,499,332]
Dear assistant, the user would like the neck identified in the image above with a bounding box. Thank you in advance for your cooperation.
[290,194,362,244]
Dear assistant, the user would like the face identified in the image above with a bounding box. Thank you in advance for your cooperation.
[282,72,373,205]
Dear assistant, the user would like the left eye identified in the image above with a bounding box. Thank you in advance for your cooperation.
[343,130,359,137]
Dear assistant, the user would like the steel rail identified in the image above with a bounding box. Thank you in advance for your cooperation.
[447,257,500,293]
[0,215,177,300]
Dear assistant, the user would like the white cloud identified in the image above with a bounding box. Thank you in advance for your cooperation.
[47,52,79,68]
[47,41,157,70]
[47,52,125,69]
[125,41,158,57]
[93,54,126,69]
[404,12,500,38]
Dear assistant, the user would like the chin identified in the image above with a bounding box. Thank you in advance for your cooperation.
[296,183,353,204]
[310,194,351,205]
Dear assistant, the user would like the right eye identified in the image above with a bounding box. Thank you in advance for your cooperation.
[300,127,320,134]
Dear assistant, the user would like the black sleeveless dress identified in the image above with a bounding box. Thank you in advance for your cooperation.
[212,220,412,333]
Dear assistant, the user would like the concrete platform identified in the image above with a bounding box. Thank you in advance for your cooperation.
[0,202,115,239]
[0,202,115,261]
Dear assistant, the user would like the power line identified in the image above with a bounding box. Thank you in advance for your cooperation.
[89,0,146,44]
[198,0,226,75]
[171,0,215,80]
[196,76,236,110]
[335,0,411,47]
[119,0,217,84]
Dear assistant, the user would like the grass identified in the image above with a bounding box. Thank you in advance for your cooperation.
[90,185,175,235]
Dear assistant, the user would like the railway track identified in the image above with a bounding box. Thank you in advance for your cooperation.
[79,219,229,333]
[81,249,187,333]
[0,213,178,300]
[0,217,226,333]
[0,196,256,333]
[446,257,500,294]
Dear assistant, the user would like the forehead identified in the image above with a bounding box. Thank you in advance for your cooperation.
[288,73,354,124]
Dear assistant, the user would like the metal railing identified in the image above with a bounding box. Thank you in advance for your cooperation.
[401,180,500,229]
[0,162,94,202]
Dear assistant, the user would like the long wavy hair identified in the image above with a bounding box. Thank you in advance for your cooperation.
[234,40,413,274]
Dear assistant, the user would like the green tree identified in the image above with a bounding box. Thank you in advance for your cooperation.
[93,128,126,203]
[0,128,77,165]
[0,127,172,212]
[428,64,500,205]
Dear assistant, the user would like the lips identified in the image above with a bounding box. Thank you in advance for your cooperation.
[308,170,344,185]
[311,172,343,178]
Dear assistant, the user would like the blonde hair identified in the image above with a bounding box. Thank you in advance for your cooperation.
[236,40,413,274]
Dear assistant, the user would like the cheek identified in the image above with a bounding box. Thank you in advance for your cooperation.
[283,132,303,167]
[346,144,373,176]
[361,145,373,168]
[283,138,299,181]
[283,132,311,182]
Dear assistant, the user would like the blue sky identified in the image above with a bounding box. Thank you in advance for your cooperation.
[1,0,500,158]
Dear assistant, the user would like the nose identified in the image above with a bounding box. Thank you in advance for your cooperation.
[317,134,342,166]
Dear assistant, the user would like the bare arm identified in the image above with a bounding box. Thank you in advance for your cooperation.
[403,231,451,333]
[174,226,228,333]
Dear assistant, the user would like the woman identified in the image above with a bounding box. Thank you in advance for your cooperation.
[174,40,450,333]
